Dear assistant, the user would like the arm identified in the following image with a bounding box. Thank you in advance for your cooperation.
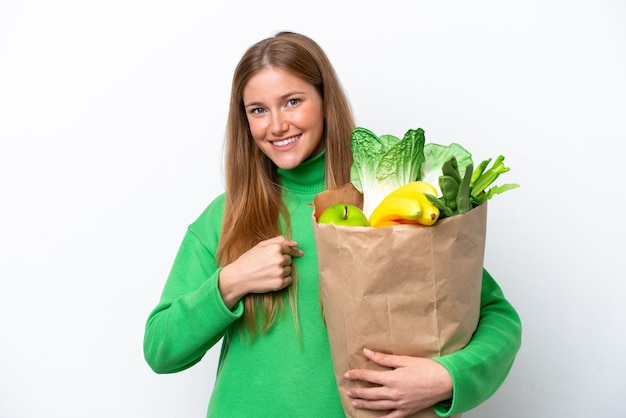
[432,268,522,416]
[143,227,243,374]
[143,197,304,374]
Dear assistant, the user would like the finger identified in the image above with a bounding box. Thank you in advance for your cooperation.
[288,245,304,257]
[278,235,299,248]
[347,385,392,402]
[348,394,411,417]
[348,396,396,411]
[279,276,293,290]
[283,265,292,276]
[262,235,300,250]
[344,368,387,387]
[281,244,303,258]
[363,348,406,369]
[378,410,409,418]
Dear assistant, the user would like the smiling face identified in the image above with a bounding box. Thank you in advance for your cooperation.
[243,67,325,170]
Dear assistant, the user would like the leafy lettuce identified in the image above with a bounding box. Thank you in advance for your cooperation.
[350,127,425,217]
[350,127,474,217]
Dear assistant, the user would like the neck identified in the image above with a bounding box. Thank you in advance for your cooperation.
[277,150,326,193]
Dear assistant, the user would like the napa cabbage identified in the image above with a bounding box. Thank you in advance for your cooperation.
[350,127,425,218]
[350,127,473,217]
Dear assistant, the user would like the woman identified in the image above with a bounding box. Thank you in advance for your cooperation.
[143,31,522,417]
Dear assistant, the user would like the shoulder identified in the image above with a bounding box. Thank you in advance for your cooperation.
[188,193,226,245]
[196,193,226,222]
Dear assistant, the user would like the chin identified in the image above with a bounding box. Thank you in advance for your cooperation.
[271,154,306,170]
[274,160,301,170]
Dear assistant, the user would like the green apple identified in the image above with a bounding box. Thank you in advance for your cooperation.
[318,203,369,226]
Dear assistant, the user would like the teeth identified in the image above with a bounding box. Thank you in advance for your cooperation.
[273,136,299,147]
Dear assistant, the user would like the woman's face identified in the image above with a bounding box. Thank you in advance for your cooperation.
[243,67,324,170]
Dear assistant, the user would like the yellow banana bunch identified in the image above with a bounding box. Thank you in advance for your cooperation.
[369,181,441,227]
[369,196,422,227]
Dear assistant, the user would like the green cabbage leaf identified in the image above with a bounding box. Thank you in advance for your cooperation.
[350,127,425,217]
[420,142,473,196]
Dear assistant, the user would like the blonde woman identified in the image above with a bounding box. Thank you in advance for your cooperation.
[144,31,521,417]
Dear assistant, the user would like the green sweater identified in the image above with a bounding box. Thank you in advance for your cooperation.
[143,151,522,417]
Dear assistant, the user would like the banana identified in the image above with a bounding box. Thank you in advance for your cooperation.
[385,181,438,199]
[384,181,440,226]
[372,219,403,227]
[369,196,422,227]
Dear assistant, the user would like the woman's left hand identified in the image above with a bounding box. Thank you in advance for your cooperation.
[343,348,453,418]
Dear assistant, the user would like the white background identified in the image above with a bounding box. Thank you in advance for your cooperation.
[1,1,625,417]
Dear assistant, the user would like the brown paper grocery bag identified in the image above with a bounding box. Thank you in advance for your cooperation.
[312,183,487,418]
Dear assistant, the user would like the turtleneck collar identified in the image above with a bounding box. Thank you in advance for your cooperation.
[277,149,326,194]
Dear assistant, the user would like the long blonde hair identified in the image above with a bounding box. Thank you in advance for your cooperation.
[217,31,355,336]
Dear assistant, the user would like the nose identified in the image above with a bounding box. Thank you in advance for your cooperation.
[270,111,288,135]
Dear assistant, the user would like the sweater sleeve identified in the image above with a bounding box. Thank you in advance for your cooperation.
[432,269,522,416]
[143,197,242,374]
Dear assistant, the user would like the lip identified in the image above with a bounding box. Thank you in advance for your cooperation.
[269,134,301,150]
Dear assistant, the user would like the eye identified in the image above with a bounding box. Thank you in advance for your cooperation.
[249,107,266,115]
[285,98,300,107]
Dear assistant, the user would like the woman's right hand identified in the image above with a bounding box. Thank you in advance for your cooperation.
[218,235,304,309]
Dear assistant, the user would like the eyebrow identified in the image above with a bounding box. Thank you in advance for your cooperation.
[244,91,308,108]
